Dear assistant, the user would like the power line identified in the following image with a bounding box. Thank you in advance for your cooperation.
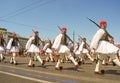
[0,0,56,19]
[0,0,58,40]
[0,0,56,28]
[0,19,38,28]
[0,0,44,19]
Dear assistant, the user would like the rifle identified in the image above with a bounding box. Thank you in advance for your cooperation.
[57,25,74,43]
[87,17,113,39]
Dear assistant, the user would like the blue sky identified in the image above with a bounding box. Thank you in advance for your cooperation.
[0,0,120,43]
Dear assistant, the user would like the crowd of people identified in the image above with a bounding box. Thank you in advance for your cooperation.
[0,20,120,75]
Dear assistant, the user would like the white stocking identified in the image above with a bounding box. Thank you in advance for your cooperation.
[113,58,120,66]
[95,60,100,72]
[56,59,61,68]
[68,54,78,65]
[37,55,43,63]
[13,53,16,63]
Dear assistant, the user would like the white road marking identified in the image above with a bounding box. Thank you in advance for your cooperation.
[0,70,53,83]
[0,64,120,83]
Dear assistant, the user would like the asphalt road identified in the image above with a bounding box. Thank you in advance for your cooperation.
[0,55,120,83]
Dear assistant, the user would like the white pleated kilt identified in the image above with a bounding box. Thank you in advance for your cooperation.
[58,45,70,53]
[0,46,5,51]
[46,48,53,53]
[27,44,40,53]
[10,46,19,52]
[82,49,89,54]
[96,40,119,54]
[74,50,80,55]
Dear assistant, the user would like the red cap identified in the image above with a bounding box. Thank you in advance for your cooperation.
[82,37,86,41]
[13,33,17,37]
[100,20,107,25]
[34,30,39,35]
[62,27,67,31]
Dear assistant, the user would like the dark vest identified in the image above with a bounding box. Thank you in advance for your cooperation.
[12,37,19,46]
[48,42,52,49]
[32,35,40,46]
[83,42,87,49]
[76,45,80,50]
[61,33,67,45]
[100,31,109,41]
[0,38,5,46]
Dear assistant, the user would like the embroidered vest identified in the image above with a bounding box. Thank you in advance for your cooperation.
[100,32,109,41]
[0,38,5,46]
[12,37,19,46]
[48,42,52,49]
[61,33,67,45]
[76,45,80,50]
[32,35,40,46]
[83,42,87,49]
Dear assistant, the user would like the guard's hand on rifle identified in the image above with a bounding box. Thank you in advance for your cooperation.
[40,49,45,54]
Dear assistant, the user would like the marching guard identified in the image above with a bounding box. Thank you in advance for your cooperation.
[6,33,21,65]
[42,39,54,62]
[73,42,81,59]
[79,37,94,62]
[52,27,80,70]
[25,30,45,67]
[74,38,94,64]
[90,20,120,74]
[0,34,6,62]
